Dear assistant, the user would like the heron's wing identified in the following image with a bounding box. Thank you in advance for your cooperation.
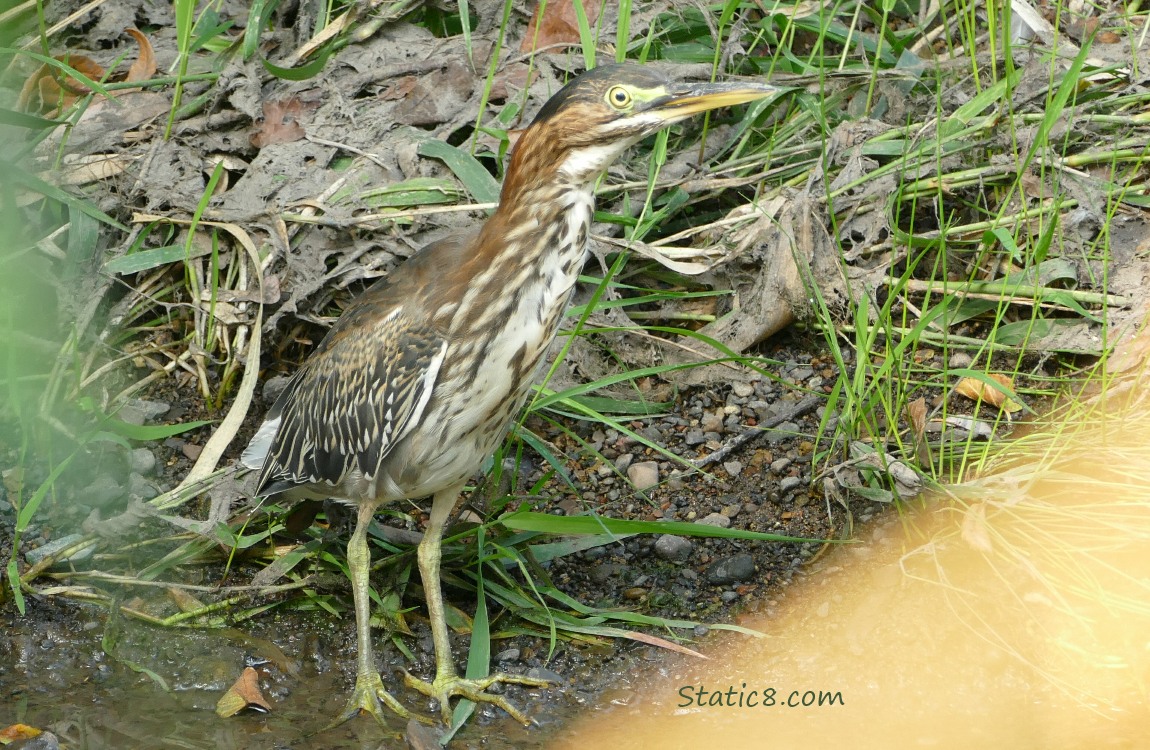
[244,300,446,497]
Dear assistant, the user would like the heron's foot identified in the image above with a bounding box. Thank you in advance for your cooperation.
[329,670,432,728]
[402,669,553,725]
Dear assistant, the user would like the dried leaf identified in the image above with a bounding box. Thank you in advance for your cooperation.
[0,723,43,742]
[522,0,604,51]
[18,54,106,114]
[216,667,272,717]
[905,397,927,442]
[954,374,1022,411]
[52,154,132,186]
[167,586,206,613]
[960,502,994,553]
[124,28,157,82]
[17,28,156,115]
[251,98,310,148]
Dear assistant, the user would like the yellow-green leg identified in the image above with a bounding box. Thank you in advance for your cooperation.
[333,500,415,725]
[403,486,553,725]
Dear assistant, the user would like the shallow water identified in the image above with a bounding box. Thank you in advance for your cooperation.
[549,386,1150,749]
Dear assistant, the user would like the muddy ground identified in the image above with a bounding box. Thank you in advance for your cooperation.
[4,0,1149,748]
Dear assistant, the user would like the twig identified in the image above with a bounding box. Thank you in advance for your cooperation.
[694,395,822,469]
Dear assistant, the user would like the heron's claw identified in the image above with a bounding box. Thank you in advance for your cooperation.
[402,669,552,725]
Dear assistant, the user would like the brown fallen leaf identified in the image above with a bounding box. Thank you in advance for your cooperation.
[905,397,927,441]
[250,97,313,148]
[905,396,931,468]
[216,667,273,717]
[50,154,132,186]
[960,501,994,553]
[17,28,157,115]
[954,373,1023,412]
[0,723,43,742]
[521,0,605,52]
[124,28,157,82]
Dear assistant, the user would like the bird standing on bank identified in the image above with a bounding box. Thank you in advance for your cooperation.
[241,62,778,726]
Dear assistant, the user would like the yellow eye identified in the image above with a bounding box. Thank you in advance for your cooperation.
[607,86,632,109]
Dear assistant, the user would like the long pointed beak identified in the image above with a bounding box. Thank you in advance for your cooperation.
[650,81,780,122]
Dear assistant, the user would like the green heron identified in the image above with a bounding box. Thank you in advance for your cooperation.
[241,63,778,726]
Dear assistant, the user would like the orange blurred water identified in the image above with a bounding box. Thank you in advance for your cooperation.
[553,372,1150,749]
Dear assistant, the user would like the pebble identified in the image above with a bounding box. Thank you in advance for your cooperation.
[87,475,124,507]
[770,457,792,473]
[723,460,743,477]
[684,429,706,446]
[25,534,92,566]
[721,590,740,603]
[527,667,565,684]
[654,534,693,563]
[496,648,520,662]
[780,476,802,492]
[129,473,159,501]
[261,375,293,405]
[732,381,755,398]
[790,366,814,381]
[11,731,60,750]
[613,453,633,473]
[128,448,157,476]
[721,503,741,519]
[627,461,659,491]
[949,351,973,368]
[590,563,624,583]
[697,513,731,529]
[701,411,724,434]
[706,554,756,584]
[766,421,799,443]
[118,398,170,425]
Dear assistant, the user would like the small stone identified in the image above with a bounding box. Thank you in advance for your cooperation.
[697,513,731,529]
[723,460,743,477]
[590,563,623,583]
[720,590,739,603]
[949,351,973,368]
[706,554,756,585]
[765,422,799,443]
[790,366,814,381]
[118,399,170,425]
[129,473,159,501]
[721,503,741,519]
[495,648,521,662]
[732,381,755,398]
[261,375,293,405]
[128,448,157,476]
[622,587,647,600]
[526,667,565,684]
[25,534,92,566]
[701,411,724,434]
[770,457,792,474]
[627,461,659,491]
[654,534,693,563]
[684,429,706,446]
[613,453,634,473]
[780,476,802,492]
[87,475,124,506]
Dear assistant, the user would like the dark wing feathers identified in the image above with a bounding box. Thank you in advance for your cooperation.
[251,301,446,496]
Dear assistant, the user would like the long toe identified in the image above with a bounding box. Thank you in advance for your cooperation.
[331,671,428,727]
[403,670,554,725]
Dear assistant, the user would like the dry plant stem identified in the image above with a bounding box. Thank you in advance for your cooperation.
[694,396,822,469]
[50,570,314,595]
